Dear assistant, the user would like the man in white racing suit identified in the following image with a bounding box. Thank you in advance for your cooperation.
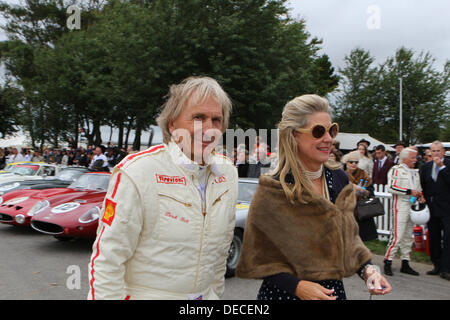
[384,148,424,276]
[88,76,238,300]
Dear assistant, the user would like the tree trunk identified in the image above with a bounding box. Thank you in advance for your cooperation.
[93,120,102,146]
[108,126,113,145]
[133,121,142,151]
[124,117,134,148]
[74,111,79,148]
[148,127,154,147]
[118,122,124,149]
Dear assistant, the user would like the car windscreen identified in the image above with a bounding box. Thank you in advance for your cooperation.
[68,173,110,190]
[238,181,258,203]
[9,165,39,176]
[54,169,86,182]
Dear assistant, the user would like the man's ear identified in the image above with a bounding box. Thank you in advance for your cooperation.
[168,119,175,135]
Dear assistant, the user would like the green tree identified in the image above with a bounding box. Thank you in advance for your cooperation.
[0,82,22,138]
[334,48,382,137]
[1,0,341,149]
[378,47,449,144]
[335,47,449,145]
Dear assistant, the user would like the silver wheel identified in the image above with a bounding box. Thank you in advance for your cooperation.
[226,228,243,278]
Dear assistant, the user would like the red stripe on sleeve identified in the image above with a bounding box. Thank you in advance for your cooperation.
[117,145,164,169]
[90,225,106,300]
[111,173,121,199]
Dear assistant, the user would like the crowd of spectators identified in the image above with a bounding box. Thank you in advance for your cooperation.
[226,137,449,181]
[0,143,136,171]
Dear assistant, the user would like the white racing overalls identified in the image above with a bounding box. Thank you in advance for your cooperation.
[88,141,238,299]
[385,164,422,261]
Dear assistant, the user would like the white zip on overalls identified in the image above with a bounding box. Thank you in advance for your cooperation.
[192,171,212,292]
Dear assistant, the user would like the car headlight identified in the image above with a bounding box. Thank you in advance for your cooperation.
[15,214,26,224]
[0,196,3,205]
[27,200,50,216]
[78,206,101,224]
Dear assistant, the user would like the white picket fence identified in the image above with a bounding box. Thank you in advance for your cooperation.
[373,184,393,241]
[373,184,427,241]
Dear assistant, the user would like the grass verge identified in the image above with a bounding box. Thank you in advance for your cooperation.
[364,239,432,264]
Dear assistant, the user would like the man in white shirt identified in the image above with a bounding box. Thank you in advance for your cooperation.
[89,147,109,171]
[6,148,25,164]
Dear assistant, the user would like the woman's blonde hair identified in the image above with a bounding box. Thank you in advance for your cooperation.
[272,94,339,203]
[156,76,232,144]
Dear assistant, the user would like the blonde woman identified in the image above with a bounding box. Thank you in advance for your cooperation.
[357,143,374,178]
[236,94,391,300]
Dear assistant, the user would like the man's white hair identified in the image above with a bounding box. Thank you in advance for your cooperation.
[399,147,417,162]
[156,76,232,144]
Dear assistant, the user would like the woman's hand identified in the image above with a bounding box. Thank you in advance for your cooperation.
[295,280,337,300]
[363,266,392,295]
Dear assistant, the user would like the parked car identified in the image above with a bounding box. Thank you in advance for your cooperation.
[0,163,62,184]
[0,172,110,228]
[30,172,111,241]
[0,161,44,175]
[0,166,90,195]
[225,177,258,277]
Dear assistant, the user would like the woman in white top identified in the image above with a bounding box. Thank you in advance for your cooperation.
[357,143,373,178]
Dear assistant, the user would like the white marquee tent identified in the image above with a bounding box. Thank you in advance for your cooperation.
[0,132,30,149]
[334,133,395,152]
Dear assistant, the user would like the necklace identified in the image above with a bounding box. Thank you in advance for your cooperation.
[304,165,323,181]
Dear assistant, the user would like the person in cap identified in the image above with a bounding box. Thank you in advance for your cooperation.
[357,138,371,149]
[345,151,378,242]
[393,141,406,165]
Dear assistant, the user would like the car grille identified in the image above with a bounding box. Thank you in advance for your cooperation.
[31,220,64,235]
[0,213,13,222]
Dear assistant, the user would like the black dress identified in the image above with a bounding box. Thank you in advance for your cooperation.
[256,168,371,300]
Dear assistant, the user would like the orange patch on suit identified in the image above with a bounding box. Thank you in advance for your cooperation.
[102,198,117,226]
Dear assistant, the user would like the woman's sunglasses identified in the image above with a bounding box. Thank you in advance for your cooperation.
[348,160,359,164]
[295,123,339,139]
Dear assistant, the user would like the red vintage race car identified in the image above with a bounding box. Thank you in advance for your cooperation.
[0,172,110,233]
[29,172,111,240]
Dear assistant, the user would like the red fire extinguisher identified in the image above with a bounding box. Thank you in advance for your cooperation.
[414,225,425,252]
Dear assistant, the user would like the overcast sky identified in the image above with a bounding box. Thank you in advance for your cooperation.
[1,0,449,72]
[287,0,449,71]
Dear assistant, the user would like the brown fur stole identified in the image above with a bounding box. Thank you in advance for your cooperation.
[346,168,372,187]
[236,175,372,281]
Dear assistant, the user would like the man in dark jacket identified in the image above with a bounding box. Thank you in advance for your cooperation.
[419,141,450,280]
[372,145,394,186]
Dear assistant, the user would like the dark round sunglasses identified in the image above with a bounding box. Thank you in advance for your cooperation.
[295,123,339,139]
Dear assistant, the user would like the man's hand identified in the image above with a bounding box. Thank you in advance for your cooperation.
[411,190,421,197]
[295,280,337,300]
